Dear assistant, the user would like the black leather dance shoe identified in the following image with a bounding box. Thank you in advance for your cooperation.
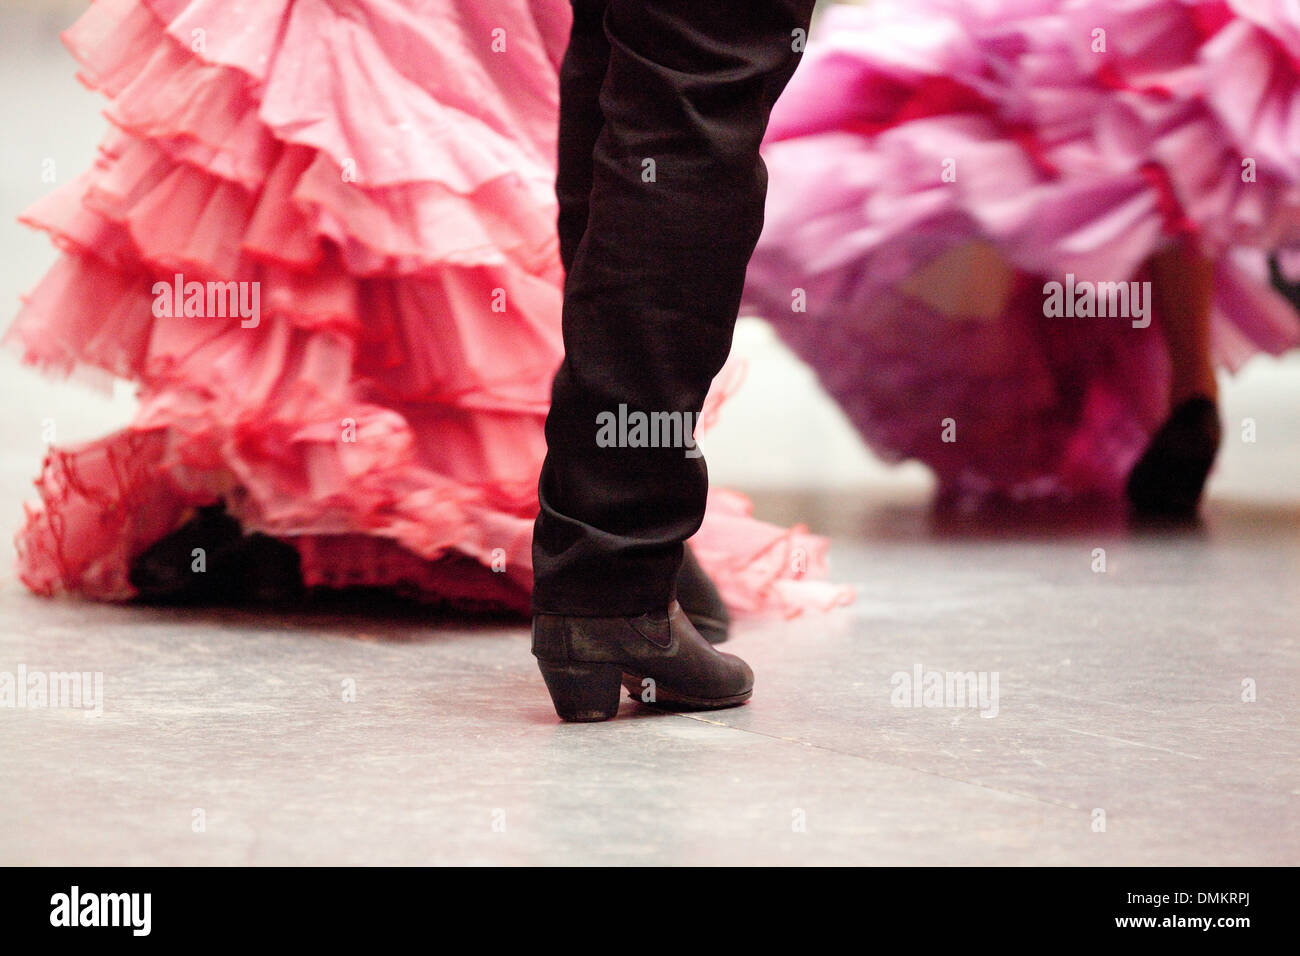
[1125,396,1222,518]
[675,543,730,644]
[532,601,753,722]
[128,502,304,604]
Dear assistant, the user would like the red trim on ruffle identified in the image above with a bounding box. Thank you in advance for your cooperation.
[1139,161,1199,237]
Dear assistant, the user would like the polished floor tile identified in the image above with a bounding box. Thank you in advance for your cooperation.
[1,483,1296,865]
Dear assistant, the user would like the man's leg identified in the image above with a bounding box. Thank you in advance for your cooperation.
[534,0,815,616]
[555,0,610,275]
[553,0,736,643]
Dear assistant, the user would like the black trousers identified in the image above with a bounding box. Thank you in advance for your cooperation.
[532,0,816,615]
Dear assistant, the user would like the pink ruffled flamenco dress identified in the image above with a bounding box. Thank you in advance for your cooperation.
[7,0,854,617]
[743,0,1300,506]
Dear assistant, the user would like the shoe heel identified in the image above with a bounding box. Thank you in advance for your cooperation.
[536,660,623,722]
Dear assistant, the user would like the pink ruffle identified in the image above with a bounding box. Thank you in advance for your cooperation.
[744,0,1300,500]
[65,0,564,271]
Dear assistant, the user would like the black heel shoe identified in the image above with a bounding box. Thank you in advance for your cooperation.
[129,502,305,605]
[676,543,730,644]
[234,532,307,605]
[1125,396,1222,518]
[535,660,625,723]
[532,601,753,723]
[128,503,243,602]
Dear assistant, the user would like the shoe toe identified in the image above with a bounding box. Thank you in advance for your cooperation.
[718,651,754,695]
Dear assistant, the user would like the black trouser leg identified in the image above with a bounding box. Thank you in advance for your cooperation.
[555,0,611,275]
[533,0,815,615]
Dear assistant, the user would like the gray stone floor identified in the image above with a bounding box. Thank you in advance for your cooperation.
[1,480,1297,865]
[1,1,1298,866]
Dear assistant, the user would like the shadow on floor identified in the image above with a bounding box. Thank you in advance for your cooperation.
[745,487,1300,543]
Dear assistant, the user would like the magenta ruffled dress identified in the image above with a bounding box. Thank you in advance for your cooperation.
[6,0,853,616]
[743,0,1300,502]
